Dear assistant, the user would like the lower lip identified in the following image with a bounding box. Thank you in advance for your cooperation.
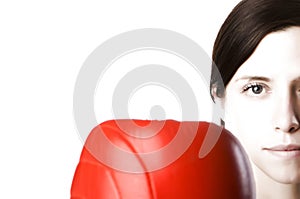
[265,150,300,159]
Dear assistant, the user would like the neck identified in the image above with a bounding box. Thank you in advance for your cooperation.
[252,163,300,199]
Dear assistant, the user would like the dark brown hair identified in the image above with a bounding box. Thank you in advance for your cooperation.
[210,0,300,99]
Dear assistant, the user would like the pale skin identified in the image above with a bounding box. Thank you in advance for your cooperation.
[215,27,300,199]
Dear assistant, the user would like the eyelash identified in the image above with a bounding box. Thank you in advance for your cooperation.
[242,82,269,96]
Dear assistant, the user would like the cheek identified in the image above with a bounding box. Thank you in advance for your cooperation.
[224,98,269,150]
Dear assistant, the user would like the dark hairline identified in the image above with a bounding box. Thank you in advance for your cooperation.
[210,0,300,100]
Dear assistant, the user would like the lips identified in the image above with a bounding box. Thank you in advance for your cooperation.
[264,144,300,151]
[263,144,300,158]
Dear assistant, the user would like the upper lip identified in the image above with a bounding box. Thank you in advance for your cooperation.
[263,144,300,151]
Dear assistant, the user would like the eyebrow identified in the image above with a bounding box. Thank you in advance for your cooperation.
[234,76,271,82]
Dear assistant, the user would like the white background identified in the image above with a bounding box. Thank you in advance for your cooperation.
[0,0,240,198]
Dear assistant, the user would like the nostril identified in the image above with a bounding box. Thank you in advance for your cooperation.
[289,127,295,132]
[274,120,300,133]
[288,125,300,133]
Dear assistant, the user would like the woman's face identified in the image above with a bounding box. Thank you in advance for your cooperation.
[223,27,300,183]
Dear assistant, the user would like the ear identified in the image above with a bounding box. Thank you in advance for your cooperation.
[211,85,225,107]
[211,85,225,126]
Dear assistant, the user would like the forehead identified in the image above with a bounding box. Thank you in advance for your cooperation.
[232,27,300,79]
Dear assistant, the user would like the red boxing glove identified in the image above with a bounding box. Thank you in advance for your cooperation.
[71,120,255,199]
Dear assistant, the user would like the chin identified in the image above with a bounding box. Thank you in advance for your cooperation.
[280,177,300,184]
[269,171,300,184]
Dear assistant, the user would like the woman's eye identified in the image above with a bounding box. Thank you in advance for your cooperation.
[251,85,263,94]
[296,88,300,96]
[242,83,268,96]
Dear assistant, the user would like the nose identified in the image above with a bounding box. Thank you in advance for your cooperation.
[273,92,300,133]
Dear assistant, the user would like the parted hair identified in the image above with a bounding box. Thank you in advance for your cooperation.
[210,0,300,100]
